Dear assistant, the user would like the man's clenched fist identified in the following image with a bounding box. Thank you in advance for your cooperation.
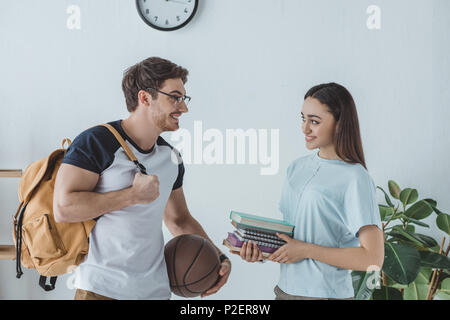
[130,172,160,204]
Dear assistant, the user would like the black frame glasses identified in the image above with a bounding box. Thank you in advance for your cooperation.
[145,87,191,106]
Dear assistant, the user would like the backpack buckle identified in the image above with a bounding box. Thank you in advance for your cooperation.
[134,161,147,175]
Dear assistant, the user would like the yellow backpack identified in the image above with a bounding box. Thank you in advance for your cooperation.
[12,138,95,291]
[12,124,145,291]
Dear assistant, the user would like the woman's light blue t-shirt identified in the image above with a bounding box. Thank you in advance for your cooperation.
[277,150,382,299]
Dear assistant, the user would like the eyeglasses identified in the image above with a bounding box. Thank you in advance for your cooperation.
[145,87,191,106]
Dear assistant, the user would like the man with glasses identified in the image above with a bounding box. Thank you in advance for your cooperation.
[53,57,231,300]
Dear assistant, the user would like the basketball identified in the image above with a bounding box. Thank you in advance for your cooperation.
[164,234,221,297]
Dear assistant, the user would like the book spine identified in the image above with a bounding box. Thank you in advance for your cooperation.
[235,229,286,245]
[232,221,293,237]
[227,233,279,254]
[230,211,294,228]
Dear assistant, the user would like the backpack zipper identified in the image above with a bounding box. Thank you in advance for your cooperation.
[44,214,67,254]
[44,214,52,230]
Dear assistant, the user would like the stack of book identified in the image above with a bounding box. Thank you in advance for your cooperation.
[223,211,295,259]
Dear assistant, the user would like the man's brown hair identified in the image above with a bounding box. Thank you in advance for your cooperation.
[122,57,189,112]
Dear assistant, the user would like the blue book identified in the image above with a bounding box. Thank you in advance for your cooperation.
[229,210,294,236]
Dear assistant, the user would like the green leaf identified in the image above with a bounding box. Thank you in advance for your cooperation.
[372,286,403,300]
[384,210,404,222]
[403,282,429,300]
[419,251,450,270]
[436,213,450,235]
[436,278,450,300]
[388,180,401,199]
[404,200,434,220]
[401,214,430,228]
[413,233,439,248]
[386,226,429,248]
[429,245,442,253]
[402,268,431,300]
[383,273,408,289]
[377,186,395,208]
[352,271,376,300]
[389,229,438,249]
[379,205,395,221]
[383,243,421,285]
[424,198,437,208]
[414,268,432,284]
[405,224,415,234]
[385,232,413,246]
[424,198,444,215]
[399,188,418,207]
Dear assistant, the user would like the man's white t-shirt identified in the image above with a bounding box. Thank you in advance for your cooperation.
[62,120,184,299]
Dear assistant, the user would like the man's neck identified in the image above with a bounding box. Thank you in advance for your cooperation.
[121,115,160,151]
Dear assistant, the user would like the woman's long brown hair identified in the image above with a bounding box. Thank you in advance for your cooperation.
[304,83,367,169]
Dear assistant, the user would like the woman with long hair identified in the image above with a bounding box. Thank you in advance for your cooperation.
[235,83,385,300]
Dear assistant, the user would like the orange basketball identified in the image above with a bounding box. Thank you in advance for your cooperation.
[164,234,220,297]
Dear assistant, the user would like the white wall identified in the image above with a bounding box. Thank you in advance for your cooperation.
[0,0,449,300]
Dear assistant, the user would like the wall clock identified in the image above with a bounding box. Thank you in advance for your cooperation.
[136,0,199,31]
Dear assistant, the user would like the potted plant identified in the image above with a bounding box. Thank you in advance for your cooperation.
[352,180,450,300]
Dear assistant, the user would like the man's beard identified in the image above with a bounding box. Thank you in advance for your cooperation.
[154,112,178,132]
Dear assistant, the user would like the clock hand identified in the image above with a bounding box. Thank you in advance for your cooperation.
[166,0,190,5]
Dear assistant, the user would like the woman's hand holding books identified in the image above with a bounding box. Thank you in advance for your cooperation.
[267,233,311,264]
[229,240,264,263]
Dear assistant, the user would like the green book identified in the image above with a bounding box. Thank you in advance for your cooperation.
[229,210,294,235]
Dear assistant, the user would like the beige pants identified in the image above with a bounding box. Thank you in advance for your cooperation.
[74,288,115,300]
[274,285,354,300]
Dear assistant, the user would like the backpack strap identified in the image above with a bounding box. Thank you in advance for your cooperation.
[15,201,28,279]
[61,138,71,149]
[100,123,147,174]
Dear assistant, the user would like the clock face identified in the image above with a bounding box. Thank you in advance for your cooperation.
[136,0,198,31]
